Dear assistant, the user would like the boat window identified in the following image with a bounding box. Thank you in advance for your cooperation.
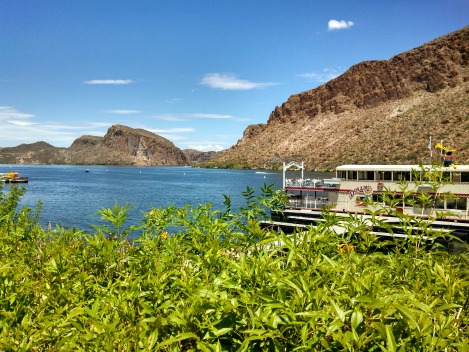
[461,172,469,182]
[446,197,467,210]
[366,171,375,180]
[452,172,461,182]
[382,171,392,181]
[347,170,357,180]
[337,170,347,179]
[372,193,384,203]
[358,171,366,180]
[435,198,445,210]
[458,198,467,210]
[392,171,411,182]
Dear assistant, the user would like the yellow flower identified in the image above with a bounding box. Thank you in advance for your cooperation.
[149,210,155,216]
[337,243,354,253]
[161,232,168,239]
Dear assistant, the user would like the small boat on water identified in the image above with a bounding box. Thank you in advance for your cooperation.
[1,172,29,183]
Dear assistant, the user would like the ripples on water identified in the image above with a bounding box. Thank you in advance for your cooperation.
[3,165,331,232]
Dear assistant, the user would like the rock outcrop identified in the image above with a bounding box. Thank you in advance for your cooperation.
[0,125,190,166]
[209,26,469,170]
[182,149,221,164]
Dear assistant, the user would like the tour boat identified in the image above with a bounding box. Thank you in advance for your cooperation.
[269,143,469,241]
[281,162,469,221]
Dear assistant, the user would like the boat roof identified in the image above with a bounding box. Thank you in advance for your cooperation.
[336,164,469,172]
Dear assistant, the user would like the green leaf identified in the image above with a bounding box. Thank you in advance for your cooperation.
[330,299,346,322]
[436,303,462,312]
[386,325,397,352]
[351,309,363,330]
[394,305,419,330]
[156,332,199,348]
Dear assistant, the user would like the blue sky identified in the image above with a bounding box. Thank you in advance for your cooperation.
[1,1,468,151]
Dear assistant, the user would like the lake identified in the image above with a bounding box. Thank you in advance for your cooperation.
[2,165,331,233]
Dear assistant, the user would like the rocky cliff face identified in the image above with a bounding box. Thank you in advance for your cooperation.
[0,125,190,166]
[210,26,469,170]
[182,149,221,164]
[69,125,189,166]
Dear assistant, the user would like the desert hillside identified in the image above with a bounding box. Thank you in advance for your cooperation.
[208,26,469,170]
[0,125,189,166]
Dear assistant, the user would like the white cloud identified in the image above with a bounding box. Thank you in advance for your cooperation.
[165,98,182,104]
[328,19,354,31]
[106,109,141,114]
[297,68,343,83]
[201,73,275,90]
[0,106,35,120]
[159,134,187,141]
[187,144,225,152]
[149,114,188,122]
[148,127,194,133]
[7,120,35,126]
[84,79,134,85]
[150,113,249,122]
[192,113,235,119]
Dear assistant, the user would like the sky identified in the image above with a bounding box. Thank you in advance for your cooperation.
[1,1,468,151]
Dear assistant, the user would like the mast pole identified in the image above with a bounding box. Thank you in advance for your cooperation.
[429,136,432,164]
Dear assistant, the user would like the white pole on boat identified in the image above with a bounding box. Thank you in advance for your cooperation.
[283,162,286,189]
[428,136,432,164]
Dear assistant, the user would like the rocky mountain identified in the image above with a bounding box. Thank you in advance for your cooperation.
[208,26,469,170]
[182,149,221,164]
[0,125,189,166]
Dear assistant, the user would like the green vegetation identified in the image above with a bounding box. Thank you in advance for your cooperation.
[0,180,468,351]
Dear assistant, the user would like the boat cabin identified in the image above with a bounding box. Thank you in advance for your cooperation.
[283,163,469,220]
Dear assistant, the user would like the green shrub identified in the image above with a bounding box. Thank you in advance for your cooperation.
[0,181,467,351]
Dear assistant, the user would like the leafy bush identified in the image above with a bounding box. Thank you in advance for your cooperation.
[0,182,468,351]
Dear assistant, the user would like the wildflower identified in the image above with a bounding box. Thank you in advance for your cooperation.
[161,232,168,239]
[149,210,155,216]
[337,243,355,253]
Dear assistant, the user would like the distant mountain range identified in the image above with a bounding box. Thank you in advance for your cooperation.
[0,125,215,166]
[2,26,468,169]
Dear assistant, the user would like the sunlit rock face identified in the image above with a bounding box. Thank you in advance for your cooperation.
[213,26,469,170]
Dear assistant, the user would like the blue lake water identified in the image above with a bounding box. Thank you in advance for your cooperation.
[1,165,288,232]
[1,165,333,234]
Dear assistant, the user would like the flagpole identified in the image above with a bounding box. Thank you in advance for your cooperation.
[428,136,432,164]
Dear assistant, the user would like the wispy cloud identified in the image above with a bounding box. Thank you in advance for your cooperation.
[192,113,238,120]
[7,120,35,126]
[106,109,141,114]
[201,73,276,90]
[148,127,194,133]
[83,79,134,85]
[297,68,343,84]
[0,107,109,147]
[150,113,249,122]
[149,114,187,122]
[328,19,354,31]
[187,144,225,152]
[165,98,182,104]
[0,106,35,120]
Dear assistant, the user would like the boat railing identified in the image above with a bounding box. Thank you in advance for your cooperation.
[285,178,328,188]
[288,197,332,209]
